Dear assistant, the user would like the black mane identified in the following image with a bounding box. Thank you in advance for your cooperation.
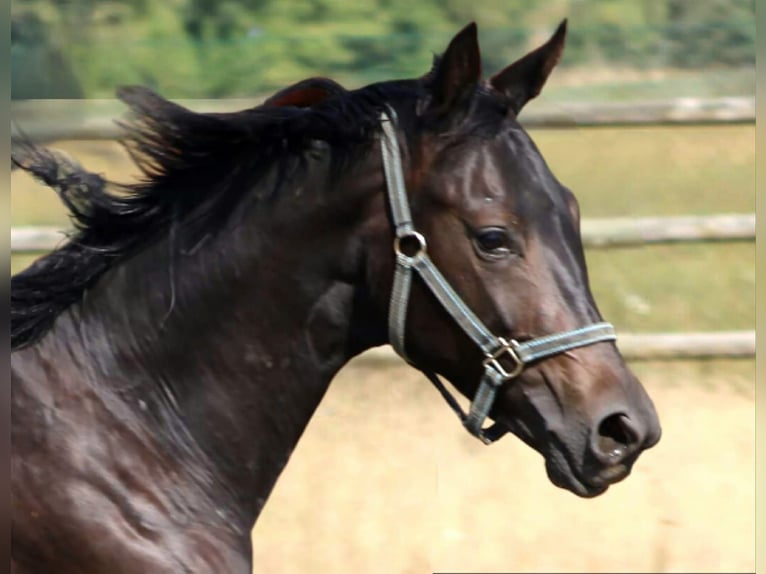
[11,79,421,350]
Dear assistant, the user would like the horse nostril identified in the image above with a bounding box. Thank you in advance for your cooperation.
[594,413,641,463]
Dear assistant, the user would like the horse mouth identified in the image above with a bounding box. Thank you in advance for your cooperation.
[499,415,634,498]
[544,443,632,498]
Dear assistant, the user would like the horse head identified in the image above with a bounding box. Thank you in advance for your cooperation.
[362,22,661,497]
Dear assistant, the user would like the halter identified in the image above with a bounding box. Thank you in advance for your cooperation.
[379,106,617,444]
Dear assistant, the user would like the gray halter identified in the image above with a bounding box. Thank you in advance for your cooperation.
[379,106,617,444]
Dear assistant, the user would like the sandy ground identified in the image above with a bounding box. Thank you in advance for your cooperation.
[250,360,754,574]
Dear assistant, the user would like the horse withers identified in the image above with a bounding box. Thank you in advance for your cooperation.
[11,21,660,573]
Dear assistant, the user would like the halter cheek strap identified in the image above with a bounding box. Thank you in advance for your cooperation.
[379,106,617,444]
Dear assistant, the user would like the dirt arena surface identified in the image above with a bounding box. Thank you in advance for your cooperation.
[250,359,754,573]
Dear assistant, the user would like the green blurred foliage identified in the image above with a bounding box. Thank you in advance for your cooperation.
[10,0,756,98]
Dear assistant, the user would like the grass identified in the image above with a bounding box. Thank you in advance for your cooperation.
[527,124,755,341]
[10,125,755,382]
[531,125,755,217]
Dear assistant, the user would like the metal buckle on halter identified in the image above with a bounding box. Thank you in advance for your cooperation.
[393,231,427,264]
[483,338,525,381]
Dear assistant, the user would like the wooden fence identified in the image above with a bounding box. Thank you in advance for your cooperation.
[10,214,755,361]
[10,98,755,361]
[360,331,756,363]
[10,96,755,142]
[10,214,755,254]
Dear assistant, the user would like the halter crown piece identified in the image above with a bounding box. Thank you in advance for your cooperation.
[379,106,618,444]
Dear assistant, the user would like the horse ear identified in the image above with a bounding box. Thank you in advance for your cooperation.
[490,19,567,115]
[425,22,482,117]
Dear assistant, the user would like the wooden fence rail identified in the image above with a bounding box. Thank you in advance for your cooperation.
[357,331,755,365]
[11,96,755,141]
[358,331,756,363]
[579,213,755,248]
[10,219,755,360]
[10,213,755,254]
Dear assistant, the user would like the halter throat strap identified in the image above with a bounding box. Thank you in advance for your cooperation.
[379,106,617,444]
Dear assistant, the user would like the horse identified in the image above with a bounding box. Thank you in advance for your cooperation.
[11,21,661,573]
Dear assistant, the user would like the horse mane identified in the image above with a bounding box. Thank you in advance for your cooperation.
[11,77,421,350]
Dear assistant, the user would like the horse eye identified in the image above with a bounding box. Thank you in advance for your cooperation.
[474,228,512,256]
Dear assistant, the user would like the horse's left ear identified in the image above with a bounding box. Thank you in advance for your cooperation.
[424,22,482,118]
[490,19,567,115]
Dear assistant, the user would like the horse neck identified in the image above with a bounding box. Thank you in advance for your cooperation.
[57,154,388,529]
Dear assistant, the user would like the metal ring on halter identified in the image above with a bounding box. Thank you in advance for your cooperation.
[482,338,525,381]
[393,231,427,263]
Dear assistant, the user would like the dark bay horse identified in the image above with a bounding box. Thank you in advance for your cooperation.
[11,21,660,573]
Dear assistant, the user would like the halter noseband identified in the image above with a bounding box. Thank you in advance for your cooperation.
[379,106,617,444]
